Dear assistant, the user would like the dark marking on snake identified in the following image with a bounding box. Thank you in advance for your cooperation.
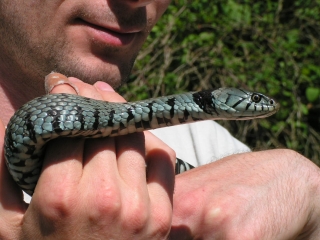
[245,102,251,110]
[92,109,100,130]
[107,110,115,127]
[192,90,218,115]
[184,109,190,120]
[25,113,37,142]
[26,145,36,155]
[166,98,176,118]
[231,99,244,109]
[52,120,63,133]
[119,121,126,131]
[178,118,185,123]
[191,117,202,121]
[163,117,172,125]
[142,120,151,130]
[111,129,118,135]
[148,102,154,121]
[156,117,165,125]
[126,107,135,122]
[135,120,143,129]
[47,109,58,116]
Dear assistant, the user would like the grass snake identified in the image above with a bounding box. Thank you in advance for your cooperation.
[4,87,279,196]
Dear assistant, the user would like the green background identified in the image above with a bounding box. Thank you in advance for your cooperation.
[119,0,320,164]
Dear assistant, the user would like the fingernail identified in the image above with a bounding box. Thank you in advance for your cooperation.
[94,81,115,92]
[68,77,83,83]
[45,73,80,94]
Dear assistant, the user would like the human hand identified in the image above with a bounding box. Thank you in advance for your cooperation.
[170,150,320,239]
[0,73,175,239]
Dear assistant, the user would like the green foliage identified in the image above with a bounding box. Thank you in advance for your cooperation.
[119,0,320,164]
[306,87,320,103]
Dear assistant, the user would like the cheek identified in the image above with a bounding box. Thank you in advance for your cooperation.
[144,0,171,32]
[153,0,172,21]
[2,1,60,26]
[0,1,68,48]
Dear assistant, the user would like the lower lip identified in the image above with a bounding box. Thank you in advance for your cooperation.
[82,21,136,46]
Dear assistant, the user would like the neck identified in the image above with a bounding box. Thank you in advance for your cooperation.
[0,67,45,125]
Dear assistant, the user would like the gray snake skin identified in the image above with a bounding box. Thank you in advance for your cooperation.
[4,88,279,196]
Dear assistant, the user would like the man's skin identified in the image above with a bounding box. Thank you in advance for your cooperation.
[0,0,320,239]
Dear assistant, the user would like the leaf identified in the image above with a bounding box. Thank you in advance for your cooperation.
[306,87,320,103]
[300,103,309,115]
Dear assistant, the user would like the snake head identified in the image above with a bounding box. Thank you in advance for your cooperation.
[211,88,280,119]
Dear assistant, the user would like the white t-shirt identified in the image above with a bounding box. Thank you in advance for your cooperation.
[23,120,250,203]
[150,120,250,167]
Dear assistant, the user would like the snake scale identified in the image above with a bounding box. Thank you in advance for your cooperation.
[4,87,279,196]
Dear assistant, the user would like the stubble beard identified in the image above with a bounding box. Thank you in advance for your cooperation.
[44,38,139,89]
[0,12,140,92]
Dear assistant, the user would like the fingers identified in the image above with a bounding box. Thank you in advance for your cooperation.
[28,73,174,238]
[0,118,26,210]
[94,80,175,198]
[145,132,175,197]
[45,72,125,101]
[45,72,79,94]
[93,81,126,102]
[35,138,85,200]
[48,73,176,194]
[144,131,175,232]
[0,118,26,238]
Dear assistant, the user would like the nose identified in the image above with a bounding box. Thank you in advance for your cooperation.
[125,0,154,8]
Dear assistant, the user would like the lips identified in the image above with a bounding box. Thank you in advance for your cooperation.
[76,19,138,47]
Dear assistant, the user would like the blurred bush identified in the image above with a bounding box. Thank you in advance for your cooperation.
[119,0,320,164]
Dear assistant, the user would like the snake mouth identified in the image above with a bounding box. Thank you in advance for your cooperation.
[230,103,280,120]
[246,104,280,119]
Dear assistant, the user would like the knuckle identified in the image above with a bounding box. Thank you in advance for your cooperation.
[151,209,171,237]
[123,214,148,234]
[121,194,148,233]
[173,187,206,223]
[88,187,122,220]
[36,188,77,220]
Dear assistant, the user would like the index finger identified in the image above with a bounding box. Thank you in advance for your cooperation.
[45,72,79,95]
[0,117,27,237]
[45,72,126,103]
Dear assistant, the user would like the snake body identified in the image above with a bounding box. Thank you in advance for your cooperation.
[4,88,279,195]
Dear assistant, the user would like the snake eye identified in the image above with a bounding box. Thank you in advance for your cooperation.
[251,94,262,103]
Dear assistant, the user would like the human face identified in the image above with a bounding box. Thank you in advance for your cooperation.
[0,0,171,89]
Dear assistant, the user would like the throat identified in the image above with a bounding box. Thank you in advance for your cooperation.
[0,71,46,125]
